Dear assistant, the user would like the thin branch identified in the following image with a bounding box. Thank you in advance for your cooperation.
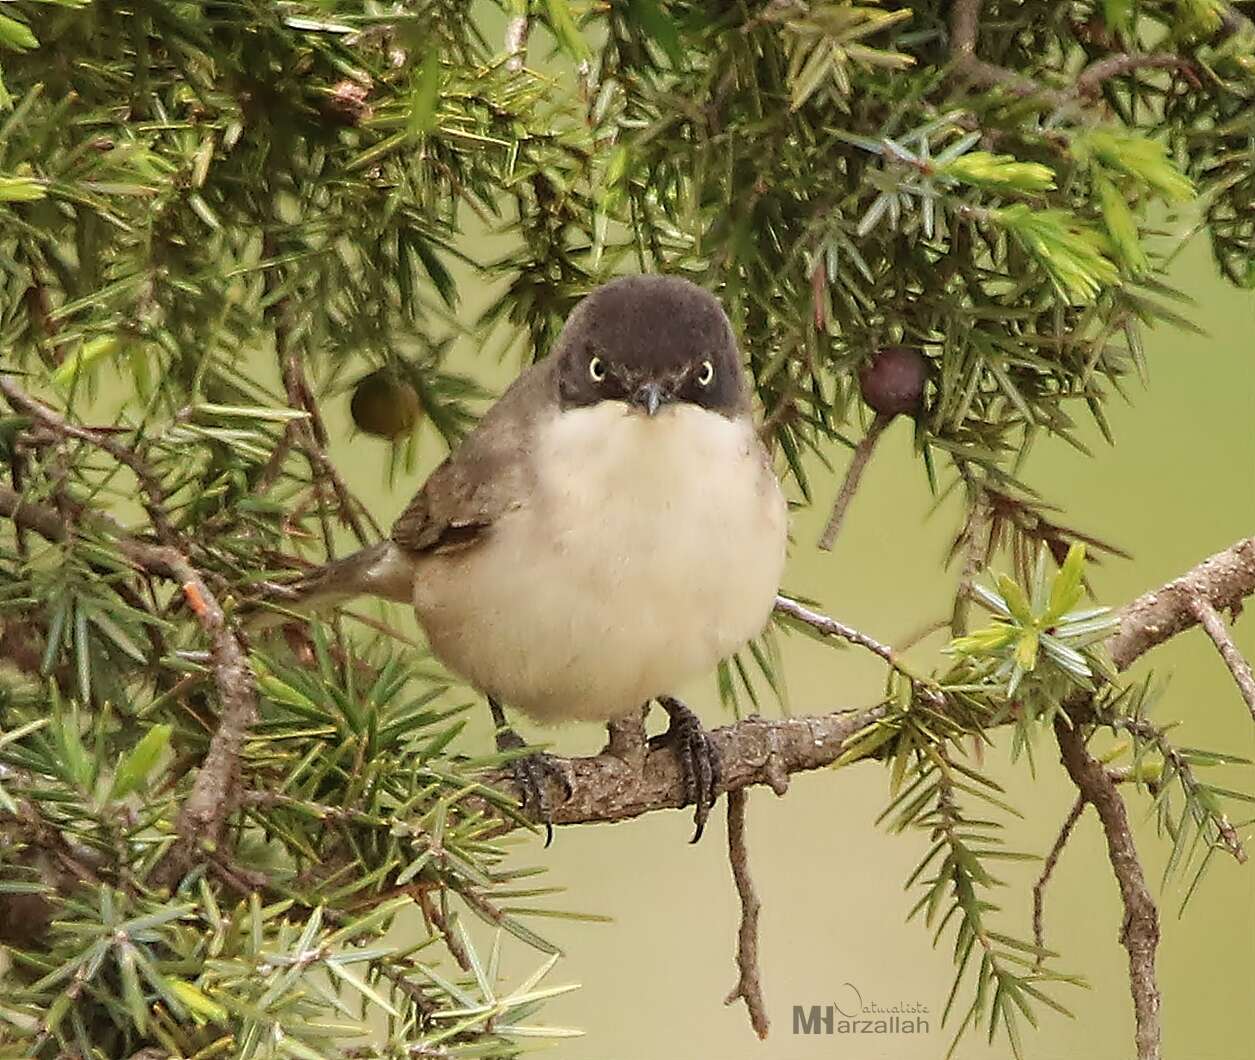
[948,0,1043,95]
[1074,53,1194,96]
[1111,714,1247,864]
[952,490,990,635]
[1031,792,1085,966]
[258,239,377,548]
[774,594,942,702]
[774,593,900,667]
[0,375,177,544]
[817,411,890,551]
[0,482,72,542]
[1055,719,1161,1060]
[724,788,769,1038]
[505,12,530,72]
[948,0,981,60]
[148,554,258,886]
[949,0,1188,107]
[1190,593,1255,722]
[415,887,473,972]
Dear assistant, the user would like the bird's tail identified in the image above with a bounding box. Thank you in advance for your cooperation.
[245,540,415,631]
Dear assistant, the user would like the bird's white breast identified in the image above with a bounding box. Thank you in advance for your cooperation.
[411,402,788,723]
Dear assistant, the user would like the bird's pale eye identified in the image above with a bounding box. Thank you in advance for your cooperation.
[696,359,715,386]
[588,356,606,382]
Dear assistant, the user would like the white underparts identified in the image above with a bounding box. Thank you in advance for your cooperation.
[411,402,788,724]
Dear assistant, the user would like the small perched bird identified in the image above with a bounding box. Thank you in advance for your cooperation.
[262,275,788,839]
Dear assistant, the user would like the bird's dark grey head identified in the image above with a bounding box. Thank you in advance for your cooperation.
[553,275,745,417]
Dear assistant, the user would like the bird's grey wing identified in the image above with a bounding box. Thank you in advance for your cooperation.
[390,359,551,555]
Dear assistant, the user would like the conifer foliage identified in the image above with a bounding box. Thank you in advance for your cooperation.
[0,1,1253,1058]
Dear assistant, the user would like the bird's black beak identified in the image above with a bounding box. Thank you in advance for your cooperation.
[631,382,667,417]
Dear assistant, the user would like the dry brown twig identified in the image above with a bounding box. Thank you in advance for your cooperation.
[723,788,769,1038]
[1032,792,1085,965]
[816,412,891,550]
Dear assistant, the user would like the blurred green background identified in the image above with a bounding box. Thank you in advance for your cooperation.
[310,229,1254,1059]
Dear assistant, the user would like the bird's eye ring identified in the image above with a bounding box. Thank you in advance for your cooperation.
[588,356,606,382]
[696,359,715,386]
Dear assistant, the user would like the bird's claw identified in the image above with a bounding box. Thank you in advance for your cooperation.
[651,696,722,843]
[496,728,571,847]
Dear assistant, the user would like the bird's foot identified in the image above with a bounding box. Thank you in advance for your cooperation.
[495,727,572,847]
[650,695,722,843]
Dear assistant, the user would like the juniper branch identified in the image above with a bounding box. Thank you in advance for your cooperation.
[1055,719,1161,1060]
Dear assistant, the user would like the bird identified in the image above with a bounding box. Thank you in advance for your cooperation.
[257,275,789,841]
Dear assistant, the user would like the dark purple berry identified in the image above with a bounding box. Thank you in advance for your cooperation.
[858,345,928,417]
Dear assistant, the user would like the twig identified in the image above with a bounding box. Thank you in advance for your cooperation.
[895,616,951,653]
[723,788,769,1038]
[949,0,982,60]
[948,0,1043,95]
[505,12,530,72]
[774,593,899,666]
[952,490,990,635]
[152,551,258,886]
[773,594,942,704]
[1110,714,1247,864]
[1074,53,1194,96]
[1190,593,1255,722]
[0,483,71,542]
[0,474,256,886]
[415,887,473,972]
[0,375,177,544]
[1031,792,1085,966]
[817,411,890,550]
[257,238,377,548]
[23,269,65,366]
[1055,719,1161,1060]
[950,0,1189,107]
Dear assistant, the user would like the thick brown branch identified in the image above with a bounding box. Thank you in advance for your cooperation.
[1190,593,1255,721]
[1110,537,1255,669]
[1055,719,1161,1060]
[4,483,1254,835]
[520,706,886,827]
